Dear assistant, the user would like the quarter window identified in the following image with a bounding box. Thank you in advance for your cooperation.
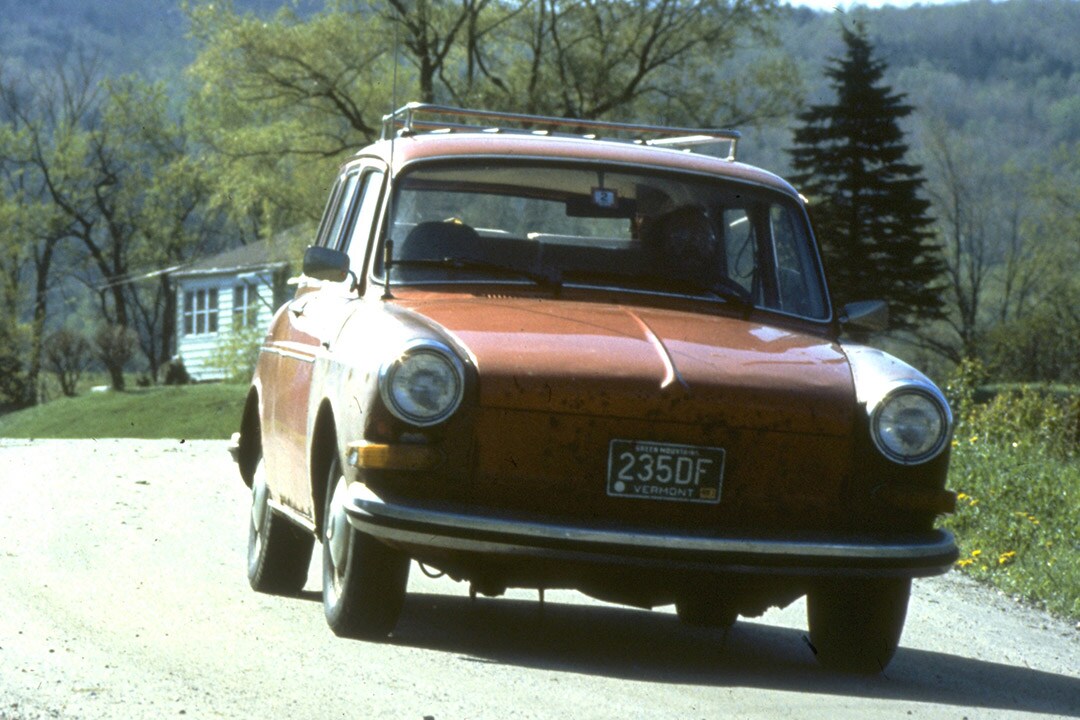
[343,170,385,276]
[321,172,361,249]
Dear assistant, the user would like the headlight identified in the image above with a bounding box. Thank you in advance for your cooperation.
[869,387,951,465]
[379,341,465,426]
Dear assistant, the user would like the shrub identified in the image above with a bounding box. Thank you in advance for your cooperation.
[208,326,262,384]
[0,351,31,410]
[163,357,192,386]
[43,328,92,397]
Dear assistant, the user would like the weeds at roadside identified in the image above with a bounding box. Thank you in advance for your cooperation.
[943,360,1080,620]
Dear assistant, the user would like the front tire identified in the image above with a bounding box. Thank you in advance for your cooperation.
[806,578,911,673]
[247,453,314,595]
[675,595,736,629]
[322,451,410,639]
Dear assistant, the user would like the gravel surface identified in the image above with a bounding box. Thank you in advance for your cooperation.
[1,438,1077,719]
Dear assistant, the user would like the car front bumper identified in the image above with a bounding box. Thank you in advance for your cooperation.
[343,483,958,578]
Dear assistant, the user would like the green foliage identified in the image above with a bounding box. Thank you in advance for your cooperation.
[984,291,1080,383]
[943,363,1080,619]
[208,326,263,384]
[0,384,248,440]
[183,0,796,242]
[0,348,31,410]
[42,327,92,397]
[94,324,138,392]
[184,1,394,238]
[788,21,945,332]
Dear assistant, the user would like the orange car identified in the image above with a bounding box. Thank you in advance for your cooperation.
[233,103,956,673]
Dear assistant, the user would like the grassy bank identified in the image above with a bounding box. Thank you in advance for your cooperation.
[941,380,1080,620]
[0,384,248,439]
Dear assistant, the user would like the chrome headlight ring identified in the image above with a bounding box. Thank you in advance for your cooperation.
[867,381,953,465]
[378,339,466,427]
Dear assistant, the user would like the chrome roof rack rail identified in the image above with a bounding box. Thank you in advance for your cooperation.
[380,102,741,161]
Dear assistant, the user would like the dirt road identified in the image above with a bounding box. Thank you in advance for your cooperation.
[0,439,1076,719]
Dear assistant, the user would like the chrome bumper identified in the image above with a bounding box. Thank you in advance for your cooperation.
[344,484,959,577]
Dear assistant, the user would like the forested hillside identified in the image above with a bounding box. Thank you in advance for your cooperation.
[4,0,1077,164]
[740,0,1080,170]
[0,0,314,80]
[1,0,1077,399]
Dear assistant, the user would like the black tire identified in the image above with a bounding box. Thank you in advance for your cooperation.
[322,451,410,639]
[675,596,736,629]
[806,578,911,674]
[247,452,315,595]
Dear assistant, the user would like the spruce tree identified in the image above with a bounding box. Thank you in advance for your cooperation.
[788,22,944,331]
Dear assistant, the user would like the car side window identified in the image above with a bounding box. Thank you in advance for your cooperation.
[318,171,362,250]
[342,169,385,278]
[769,204,827,319]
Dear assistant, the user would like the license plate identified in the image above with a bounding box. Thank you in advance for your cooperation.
[606,439,725,504]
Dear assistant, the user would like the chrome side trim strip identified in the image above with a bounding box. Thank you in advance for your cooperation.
[345,486,956,562]
[261,344,317,364]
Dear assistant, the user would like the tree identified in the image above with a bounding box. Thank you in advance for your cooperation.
[983,142,1080,383]
[3,57,217,391]
[917,120,1045,365]
[461,0,789,122]
[788,22,945,331]
[94,324,137,392]
[0,57,84,405]
[43,327,92,397]
[185,0,797,240]
[185,1,396,238]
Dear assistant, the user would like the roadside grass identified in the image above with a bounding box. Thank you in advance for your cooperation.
[942,369,1080,620]
[0,383,248,440]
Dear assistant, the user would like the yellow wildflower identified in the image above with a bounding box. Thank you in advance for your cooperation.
[971,549,982,557]
[998,551,1017,565]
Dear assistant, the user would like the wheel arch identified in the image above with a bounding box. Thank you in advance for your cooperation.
[310,398,338,537]
[238,387,262,487]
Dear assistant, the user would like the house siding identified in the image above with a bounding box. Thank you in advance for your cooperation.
[175,269,285,381]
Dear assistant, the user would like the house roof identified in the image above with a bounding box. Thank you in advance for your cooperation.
[173,230,306,279]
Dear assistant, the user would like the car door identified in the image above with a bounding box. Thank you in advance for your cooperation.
[263,163,385,518]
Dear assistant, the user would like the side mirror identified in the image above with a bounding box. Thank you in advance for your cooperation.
[303,246,350,283]
[840,300,888,333]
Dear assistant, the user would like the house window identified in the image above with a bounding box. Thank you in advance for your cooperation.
[233,284,260,329]
[183,288,219,336]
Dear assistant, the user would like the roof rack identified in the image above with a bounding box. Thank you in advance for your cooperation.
[380,102,741,161]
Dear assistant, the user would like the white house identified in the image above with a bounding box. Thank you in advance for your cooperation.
[172,235,298,381]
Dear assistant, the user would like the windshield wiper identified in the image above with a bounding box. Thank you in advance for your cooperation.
[678,281,753,310]
[563,270,753,310]
[389,257,563,292]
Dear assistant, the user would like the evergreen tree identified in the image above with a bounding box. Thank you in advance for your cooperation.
[788,22,944,331]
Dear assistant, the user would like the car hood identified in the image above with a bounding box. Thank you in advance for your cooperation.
[396,295,855,436]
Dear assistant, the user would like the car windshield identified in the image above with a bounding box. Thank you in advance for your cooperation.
[378,161,829,320]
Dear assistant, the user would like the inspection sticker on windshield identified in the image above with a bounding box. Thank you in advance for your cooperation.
[592,187,619,208]
[606,440,724,504]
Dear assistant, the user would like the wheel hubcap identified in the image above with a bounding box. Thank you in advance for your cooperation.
[251,460,269,533]
[327,475,350,575]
